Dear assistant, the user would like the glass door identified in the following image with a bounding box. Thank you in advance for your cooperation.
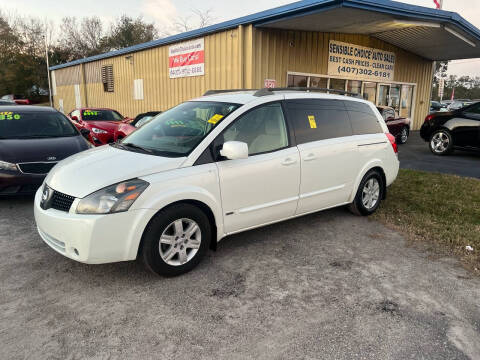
[363,82,377,104]
[389,85,401,114]
[400,85,414,118]
[378,84,390,107]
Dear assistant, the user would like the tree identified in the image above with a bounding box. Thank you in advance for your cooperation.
[173,8,214,34]
[59,16,105,61]
[101,16,158,51]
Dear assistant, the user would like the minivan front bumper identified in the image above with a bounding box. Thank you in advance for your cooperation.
[34,187,156,264]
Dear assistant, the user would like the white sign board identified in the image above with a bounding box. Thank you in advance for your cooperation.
[328,40,396,82]
[438,78,445,98]
[169,38,205,79]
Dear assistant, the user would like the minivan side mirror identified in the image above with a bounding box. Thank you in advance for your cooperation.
[220,141,249,160]
[80,128,90,139]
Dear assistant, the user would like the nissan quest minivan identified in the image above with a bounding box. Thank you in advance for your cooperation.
[34,89,399,276]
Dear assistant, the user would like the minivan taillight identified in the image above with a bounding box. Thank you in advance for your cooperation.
[386,133,398,154]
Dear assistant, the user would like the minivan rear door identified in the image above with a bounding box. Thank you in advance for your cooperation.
[284,97,360,215]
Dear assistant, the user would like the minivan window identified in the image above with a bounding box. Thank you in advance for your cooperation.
[0,111,78,139]
[284,99,352,144]
[345,101,383,135]
[221,103,288,155]
[122,101,240,157]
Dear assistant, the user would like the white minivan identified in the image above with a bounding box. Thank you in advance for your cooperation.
[34,89,399,276]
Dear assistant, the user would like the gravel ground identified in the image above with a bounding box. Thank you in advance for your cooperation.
[1,196,479,360]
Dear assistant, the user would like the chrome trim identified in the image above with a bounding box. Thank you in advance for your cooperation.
[16,161,58,175]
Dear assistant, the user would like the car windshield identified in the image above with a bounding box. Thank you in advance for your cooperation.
[120,101,240,157]
[82,109,123,121]
[0,110,78,139]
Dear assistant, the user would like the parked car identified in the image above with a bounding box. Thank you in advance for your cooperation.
[115,111,161,141]
[376,106,410,144]
[447,100,472,111]
[0,106,92,195]
[430,101,448,113]
[67,108,132,146]
[420,101,480,155]
[0,99,16,106]
[34,90,399,276]
[1,94,30,105]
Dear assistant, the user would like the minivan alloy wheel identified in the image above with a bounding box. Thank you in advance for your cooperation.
[431,132,450,153]
[399,127,408,144]
[362,178,380,210]
[159,218,201,266]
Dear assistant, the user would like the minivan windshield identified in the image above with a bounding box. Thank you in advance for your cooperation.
[82,109,124,121]
[0,110,78,139]
[120,101,240,157]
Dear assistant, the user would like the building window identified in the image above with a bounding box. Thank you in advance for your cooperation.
[347,80,362,95]
[310,77,328,89]
[287,75,308,87]
[363,82,377,103]
[101,65,114,92]
[329,78,346,91]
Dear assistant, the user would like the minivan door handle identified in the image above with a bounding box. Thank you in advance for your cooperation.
[303,153,317,162]
[281,158,297,166]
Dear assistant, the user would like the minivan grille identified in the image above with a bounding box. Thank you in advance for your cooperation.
[18,162,57,175]
[51,191,75,212]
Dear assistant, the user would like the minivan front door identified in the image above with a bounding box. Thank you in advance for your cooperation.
[214,103,301,234]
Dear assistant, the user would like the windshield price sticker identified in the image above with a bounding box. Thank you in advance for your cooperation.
[308,115,317,129]
[83,110,98,116]
[328,40,395,82]
[0,112,21,120]
[166,120,186,128]
[208,114,224,125]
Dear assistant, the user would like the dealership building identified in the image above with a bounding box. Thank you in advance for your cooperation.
[50,0,480,130]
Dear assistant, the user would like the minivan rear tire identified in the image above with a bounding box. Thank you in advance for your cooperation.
[141,204,211,277]
[349,170,384,216]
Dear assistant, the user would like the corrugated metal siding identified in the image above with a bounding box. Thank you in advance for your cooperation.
[252,29,433,129]
[52,26,433,129]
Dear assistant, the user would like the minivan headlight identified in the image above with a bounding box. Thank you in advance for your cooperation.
[0,160,18,171]
[76,179,149,214]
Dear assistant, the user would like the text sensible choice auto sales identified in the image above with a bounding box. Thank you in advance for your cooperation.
[328,40,396,82]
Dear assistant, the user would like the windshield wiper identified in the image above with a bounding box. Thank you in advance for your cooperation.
[121,142,154,154]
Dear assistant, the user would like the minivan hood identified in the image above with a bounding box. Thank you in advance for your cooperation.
[46,145,186,198]
[0,136,88,163]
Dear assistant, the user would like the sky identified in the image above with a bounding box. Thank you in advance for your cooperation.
[1,0,479,77]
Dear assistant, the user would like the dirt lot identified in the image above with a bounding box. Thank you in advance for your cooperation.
[1,197,480,359]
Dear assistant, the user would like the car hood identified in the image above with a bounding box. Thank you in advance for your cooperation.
[0,136,89,163]
[85,120,123,132]
[46,145,186,198]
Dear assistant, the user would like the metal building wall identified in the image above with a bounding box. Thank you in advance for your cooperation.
[251,28,433,130]
[52,25,433,129]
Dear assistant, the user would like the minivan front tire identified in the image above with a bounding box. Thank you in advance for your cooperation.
[349,170,384,216]
[141,204,211,277]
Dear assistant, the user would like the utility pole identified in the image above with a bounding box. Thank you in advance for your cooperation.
[44,34,53,107]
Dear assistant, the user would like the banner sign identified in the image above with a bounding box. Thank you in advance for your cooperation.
[328,40,396,82]
[169,38,205,79]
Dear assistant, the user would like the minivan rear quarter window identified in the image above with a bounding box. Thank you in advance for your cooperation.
[345,101,383,135]
[284,99,352,144]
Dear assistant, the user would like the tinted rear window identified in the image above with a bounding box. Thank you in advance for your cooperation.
[0,111,78,139]
[284,99,352,144]
[346,101,383,135]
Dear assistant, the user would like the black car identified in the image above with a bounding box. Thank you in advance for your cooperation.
[0,106,92,195]
[420,102,480,155]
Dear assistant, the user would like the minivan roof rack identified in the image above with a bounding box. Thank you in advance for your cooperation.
[203,89,257,96]
[253,87,362,98]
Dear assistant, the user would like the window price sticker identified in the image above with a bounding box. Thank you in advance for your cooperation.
[308,115,317,129]
[0,112,21,120]
[208,114,224,124]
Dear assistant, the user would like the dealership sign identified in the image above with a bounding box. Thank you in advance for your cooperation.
[328,40,396,82]
[169,38,205,79]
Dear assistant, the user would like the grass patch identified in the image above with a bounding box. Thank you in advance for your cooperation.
[373,169,480,273]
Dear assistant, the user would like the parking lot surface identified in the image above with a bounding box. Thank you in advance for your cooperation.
[1,197,480,360]
[399,132,480,179]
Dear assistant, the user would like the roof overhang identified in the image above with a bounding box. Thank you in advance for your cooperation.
[50,0,480,70]
[255,1,480,61]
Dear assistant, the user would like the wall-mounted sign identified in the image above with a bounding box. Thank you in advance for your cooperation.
[169,38,205,79]
[264,79,277,88]
[328,40,396,82]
